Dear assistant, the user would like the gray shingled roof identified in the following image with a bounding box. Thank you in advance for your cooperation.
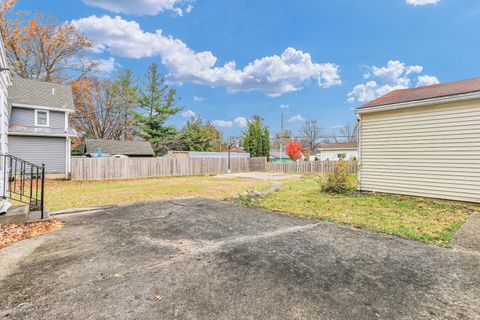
[8,77,75,113]
[84,139,155,157]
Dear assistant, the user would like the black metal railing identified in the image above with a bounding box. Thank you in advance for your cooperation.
[1,154,45,219]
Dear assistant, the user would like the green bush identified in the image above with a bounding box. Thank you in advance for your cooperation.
[320,161,356,194]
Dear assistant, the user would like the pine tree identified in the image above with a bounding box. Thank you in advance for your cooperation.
[180,117,220,152]
[135,63,181,155]
[243,115,270,157]
[112,69,137,140]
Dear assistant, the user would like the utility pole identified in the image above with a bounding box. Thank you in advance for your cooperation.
[279,113,284,160]
[227,136,238,174]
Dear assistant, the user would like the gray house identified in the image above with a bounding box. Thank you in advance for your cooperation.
[8,77,76,177]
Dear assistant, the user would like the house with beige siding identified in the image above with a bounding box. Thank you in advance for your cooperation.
[356,77,480,203]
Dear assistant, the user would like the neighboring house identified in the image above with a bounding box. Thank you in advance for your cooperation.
[0,34,11,211]
[313,142,358,161]
[8,78,76,177]
[84,139,155,157]
[166,151,250,158]
[356,77,480,203]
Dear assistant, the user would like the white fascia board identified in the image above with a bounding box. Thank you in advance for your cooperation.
[12,103,75,113]
[355,91,480,114]
[8,132,77,138]
[320,148,357,151]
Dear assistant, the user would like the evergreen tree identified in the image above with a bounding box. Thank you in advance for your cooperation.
[112,69,137,140]
[135,63,181,155]
[262,127,270,158]
[243,115,270,157]
[180,117,220,151]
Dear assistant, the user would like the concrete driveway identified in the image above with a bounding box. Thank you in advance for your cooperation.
[1,198,480,320]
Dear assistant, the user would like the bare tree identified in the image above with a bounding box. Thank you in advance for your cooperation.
[71,77,126,140]
[298,120,324,152]
[271,129,292,151]
[340,123,358,142]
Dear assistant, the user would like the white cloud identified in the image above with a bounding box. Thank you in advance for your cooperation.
[181,109,196,118]
[234,117,248,128]
[72,15,341,97]
[212,120,233,128]
[288,114,306,123]
[279,104,290,109]
[348,60,439,103]
[417,75,440,87]
[93,57,118,73]
[406,0,440,6]
[193,96,204,102]
[82,0,192,16]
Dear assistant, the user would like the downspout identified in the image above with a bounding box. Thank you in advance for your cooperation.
[356,113,362,192]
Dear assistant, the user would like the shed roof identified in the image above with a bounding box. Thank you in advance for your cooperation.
[359,77,480,109]
[8,77,75,112]
[84,139,155,156]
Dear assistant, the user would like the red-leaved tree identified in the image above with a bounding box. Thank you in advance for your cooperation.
[286,140,303,161]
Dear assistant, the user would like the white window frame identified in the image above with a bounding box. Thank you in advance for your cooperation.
[35,109,49,127]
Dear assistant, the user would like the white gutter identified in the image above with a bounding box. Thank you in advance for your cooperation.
[8,131,77,138]
[355,91,480,114]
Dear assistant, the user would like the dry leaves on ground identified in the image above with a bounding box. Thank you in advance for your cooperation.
[0,219,64,249]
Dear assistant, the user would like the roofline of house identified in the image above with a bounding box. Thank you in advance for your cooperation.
[355,91,480,114]
[8,132,77,138]
[12,103,75,113]
[317,147,357,151]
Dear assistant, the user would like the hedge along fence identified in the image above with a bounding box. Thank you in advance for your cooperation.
[71,157,357,180]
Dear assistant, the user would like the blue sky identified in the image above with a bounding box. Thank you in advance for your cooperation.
[14,0,480,137]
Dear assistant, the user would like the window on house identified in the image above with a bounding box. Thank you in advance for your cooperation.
[35,110,49,126]
[337,153,346,160]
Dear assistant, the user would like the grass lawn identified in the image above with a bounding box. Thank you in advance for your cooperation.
[45,176,271,212]
[255,176,480,247]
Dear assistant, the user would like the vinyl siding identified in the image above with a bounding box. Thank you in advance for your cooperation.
[9,136,67,173]
[0,73,8,155]
[10,107,66,129]
[359,99,480,203]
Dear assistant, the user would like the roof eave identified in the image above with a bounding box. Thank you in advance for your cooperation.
[355,91,480,114]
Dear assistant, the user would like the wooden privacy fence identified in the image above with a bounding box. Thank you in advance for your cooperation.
[71,157,251,180]
[71,157,357,180]
[266,160,357,174]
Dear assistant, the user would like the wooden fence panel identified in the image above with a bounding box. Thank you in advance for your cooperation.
[71,157,252,180]
[263,161,357,175]
[71,157,357,180]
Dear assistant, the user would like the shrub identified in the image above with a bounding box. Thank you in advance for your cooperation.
[320,160,355,194]
[286,140,302,161]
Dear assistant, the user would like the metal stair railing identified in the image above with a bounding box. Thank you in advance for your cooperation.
[1,154,45,219]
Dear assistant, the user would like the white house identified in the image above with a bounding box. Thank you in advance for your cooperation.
[313,142,358,161]
[0,34,11,212]
[356,77,480,203]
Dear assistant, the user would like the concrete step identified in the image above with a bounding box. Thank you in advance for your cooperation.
[27,210,50,223]
[0,204,29,225]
